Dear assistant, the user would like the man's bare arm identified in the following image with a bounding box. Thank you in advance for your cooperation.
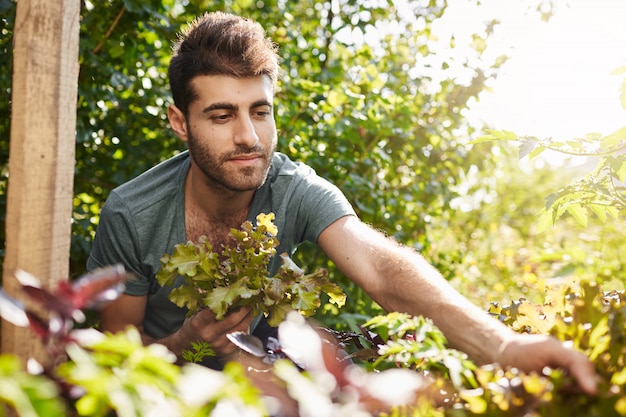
[318,216,598,394]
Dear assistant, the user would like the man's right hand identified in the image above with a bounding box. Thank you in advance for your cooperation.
[100,293,253,360]
[179,307,253,357]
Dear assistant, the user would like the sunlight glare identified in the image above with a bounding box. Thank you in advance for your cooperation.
[459,0,626,140]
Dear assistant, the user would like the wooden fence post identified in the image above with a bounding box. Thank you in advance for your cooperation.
[1,0,80,364]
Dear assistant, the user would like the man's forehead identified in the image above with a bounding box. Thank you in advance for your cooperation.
[191,74,274,106]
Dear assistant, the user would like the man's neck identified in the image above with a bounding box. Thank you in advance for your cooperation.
[184,165,254,221]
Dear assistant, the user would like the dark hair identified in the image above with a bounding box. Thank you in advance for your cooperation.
[168,12,280,115]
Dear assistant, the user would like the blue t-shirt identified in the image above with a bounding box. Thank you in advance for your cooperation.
[87,150,355,339]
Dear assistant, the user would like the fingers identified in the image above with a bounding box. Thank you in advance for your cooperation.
[498,334,599,396]
[549,342,599,396]
[185,307,253,355]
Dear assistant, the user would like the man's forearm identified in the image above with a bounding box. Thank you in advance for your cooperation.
[371,243,514,364]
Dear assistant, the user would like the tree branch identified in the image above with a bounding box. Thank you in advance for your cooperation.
[92,5,126,54]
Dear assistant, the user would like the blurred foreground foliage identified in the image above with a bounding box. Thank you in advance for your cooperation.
[2,258,626,416]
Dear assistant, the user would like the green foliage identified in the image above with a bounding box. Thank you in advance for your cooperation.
[3,0,626,414]
[0,355,66,417]
[0,0,15,269]
[55,327,266,417]
[362,313,477,390]
[491,281,626,391]
[188,279,626,416]
[271,0,503,324]
[181,341,215,364]
[156,213,345,326]
[438,125,626,309]
[342,281,626,416]
[2,244,625,416]
[477,280,626,417]
[70,0,185,272]
[57,328,181,416]
[473,127,626,229]
[1,0,501,290]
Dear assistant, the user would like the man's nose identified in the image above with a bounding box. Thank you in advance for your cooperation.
[233,115,259,148]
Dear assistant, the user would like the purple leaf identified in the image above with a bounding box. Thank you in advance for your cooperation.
[64,264,129,309]
[20,284,81,322]
[14,269,83,321]
[25,311,51,339]
[13,265,129,323]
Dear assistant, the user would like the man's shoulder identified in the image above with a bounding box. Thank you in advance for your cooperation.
[109,151,189,213]
[269,152,314,180]
[262,152,344,204]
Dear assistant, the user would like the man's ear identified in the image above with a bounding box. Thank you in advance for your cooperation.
[168,104,189,142]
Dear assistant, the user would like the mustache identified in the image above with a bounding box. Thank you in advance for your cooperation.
[223,144,268,159]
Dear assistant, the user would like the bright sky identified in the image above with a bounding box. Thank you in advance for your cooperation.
[441,0,626,140]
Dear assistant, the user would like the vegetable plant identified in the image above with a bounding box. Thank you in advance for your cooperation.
[156,213,346,326]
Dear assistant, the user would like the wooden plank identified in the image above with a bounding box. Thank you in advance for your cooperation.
[1,0,80,365]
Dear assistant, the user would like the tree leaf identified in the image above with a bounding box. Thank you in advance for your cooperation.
[518,137,539,159]
[469,129,518,144]
[566,203,588,227]
[614,158,626,183]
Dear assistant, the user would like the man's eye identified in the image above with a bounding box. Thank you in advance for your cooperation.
[253,110,271,119]
[211,114,231,122]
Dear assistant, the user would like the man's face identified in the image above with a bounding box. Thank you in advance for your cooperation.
[182,75,277,192]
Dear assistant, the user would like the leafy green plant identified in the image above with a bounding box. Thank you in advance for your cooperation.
[56,328,267,417]
[341,313,561,415]
[360,313,477,390]
[472,126,626,229]
[480,280,626,417]
[3,243,626,416]
[147,209,624,416]
[156,213,346,326]
[181,341,215,364]
[1,0,504,291]
[0,266,267,417]
[337,280,626,416]
[0,355,66,417]
[57,327,183,417]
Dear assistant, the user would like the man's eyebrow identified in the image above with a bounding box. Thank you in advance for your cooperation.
[251,99,272,109]
[202,100,272,113]
[202,102,237,113]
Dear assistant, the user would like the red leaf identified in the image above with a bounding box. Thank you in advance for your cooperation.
[25,311,51,340]
[66,264,130,309]
[21,284,81,321]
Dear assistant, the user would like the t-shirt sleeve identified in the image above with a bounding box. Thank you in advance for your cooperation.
[280,164,356,245]
[86,192,151,296]
[300,174,356,242]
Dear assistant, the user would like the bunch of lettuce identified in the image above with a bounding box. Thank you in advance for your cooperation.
[156,213,346,326]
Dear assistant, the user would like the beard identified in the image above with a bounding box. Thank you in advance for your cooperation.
[186,126,276,193]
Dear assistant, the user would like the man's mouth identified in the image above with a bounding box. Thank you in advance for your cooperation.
[228,153,263,165]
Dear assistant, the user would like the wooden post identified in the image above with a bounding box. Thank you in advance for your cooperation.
[1,0,80,364]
